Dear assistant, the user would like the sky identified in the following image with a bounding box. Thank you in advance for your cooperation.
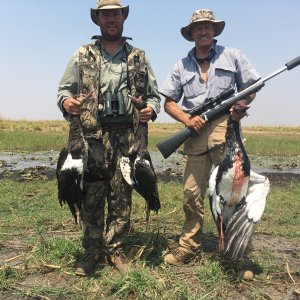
[1,0,300,126]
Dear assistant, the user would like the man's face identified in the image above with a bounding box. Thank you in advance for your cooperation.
[191,21,216,48]
[97,9,125,41]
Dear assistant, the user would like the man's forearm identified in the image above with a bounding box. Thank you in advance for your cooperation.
[164,98,190,126]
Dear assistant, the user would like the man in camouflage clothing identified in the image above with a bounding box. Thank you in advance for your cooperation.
[57,0,160,276]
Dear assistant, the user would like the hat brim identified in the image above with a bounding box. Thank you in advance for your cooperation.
[181,20,225,41]
[91,5,129,25]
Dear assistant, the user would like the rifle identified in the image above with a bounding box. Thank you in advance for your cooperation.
[157,55,300,159]
[187,87,235,117]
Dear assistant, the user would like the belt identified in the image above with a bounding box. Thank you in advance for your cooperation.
[102,123,133,131]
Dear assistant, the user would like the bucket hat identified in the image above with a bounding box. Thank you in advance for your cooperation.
[91,0,129,25]
[181,9,225,41]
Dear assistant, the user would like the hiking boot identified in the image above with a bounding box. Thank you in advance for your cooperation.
[75,253,101,276]
[164,247,195,265]
[109,251,130,273]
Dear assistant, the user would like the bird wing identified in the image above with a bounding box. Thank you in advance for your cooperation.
[120,156,135,186]
[133,157,160,212]
[224,205,256,260]
[208,166,219,224]
[224,170,270,260]
[57,148,85,224]
[246,170,270,222]
[120,151,161,213]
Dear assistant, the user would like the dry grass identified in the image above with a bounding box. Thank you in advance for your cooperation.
[1,119,300,136]
[0,119,69,133]
[151,122,300,138]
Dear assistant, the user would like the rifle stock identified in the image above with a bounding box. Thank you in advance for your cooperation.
[156,127,196,159]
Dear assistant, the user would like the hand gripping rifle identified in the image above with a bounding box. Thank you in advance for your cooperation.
[157,56,300,159]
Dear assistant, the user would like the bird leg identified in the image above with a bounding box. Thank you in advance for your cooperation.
[145,203,150,224]
[218,215,225,252]
[74,203,82,229]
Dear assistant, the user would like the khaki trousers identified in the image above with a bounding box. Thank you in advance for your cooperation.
[179,116,228,251]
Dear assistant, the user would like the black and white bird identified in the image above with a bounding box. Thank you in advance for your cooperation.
[56,107,88,227]
[120,96,161,221]
[208,113,270,260]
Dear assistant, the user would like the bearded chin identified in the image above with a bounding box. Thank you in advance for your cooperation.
[100,26,123,41]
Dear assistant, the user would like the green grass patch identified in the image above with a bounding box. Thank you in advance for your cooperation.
[0,131,67,151]
[244,135,300,156]
[258,182,300,237]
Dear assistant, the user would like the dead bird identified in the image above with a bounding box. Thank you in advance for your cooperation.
[56,94,90,227]
[120,95,160,222]
[208,116,269,260]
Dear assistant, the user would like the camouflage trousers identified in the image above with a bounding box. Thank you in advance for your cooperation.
[81,127,135,256]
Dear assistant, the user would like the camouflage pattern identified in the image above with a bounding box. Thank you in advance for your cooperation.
[127,47,147,99]
[78,41,147,136]
[126,46,147,131]
[181,9,225,41]
[191,9,218,23]
[76,41,148,255]
[81,180,107,255]
[78,44,103,139]
[81,127,135,254]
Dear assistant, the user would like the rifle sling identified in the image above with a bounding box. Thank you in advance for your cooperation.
[188,142,225,157]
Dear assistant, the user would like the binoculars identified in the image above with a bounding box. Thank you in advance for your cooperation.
[103,91,126,116]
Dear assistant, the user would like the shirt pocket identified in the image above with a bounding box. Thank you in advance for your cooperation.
[215,65,236,90]
[181,72,206,100]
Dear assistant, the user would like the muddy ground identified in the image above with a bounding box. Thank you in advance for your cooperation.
[0,154,300,299]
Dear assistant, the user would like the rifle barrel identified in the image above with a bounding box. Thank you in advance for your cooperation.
[202,81,265,122]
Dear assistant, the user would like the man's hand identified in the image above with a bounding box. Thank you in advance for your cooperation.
[140,106,154,123]
[62,93,92,115]
[128,95,154,123]
[230,100,250,121]
[186,115,206,134]
[63,97,82,115]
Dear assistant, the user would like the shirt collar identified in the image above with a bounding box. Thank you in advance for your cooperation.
[189,39,217,64]
[91,36,133,58]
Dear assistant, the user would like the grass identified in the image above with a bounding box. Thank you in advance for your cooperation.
[0,131,66,152]
[1,119,300,155]
[257,182,300,237]
[0,177,299,299]
[0,120,299,298]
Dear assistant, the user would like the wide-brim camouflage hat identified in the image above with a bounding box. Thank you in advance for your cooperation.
[91,0,129,25]
[181,9,225,41]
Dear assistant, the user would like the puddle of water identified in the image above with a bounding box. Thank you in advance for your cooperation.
[0,151,58,171]
[1,151,299,175]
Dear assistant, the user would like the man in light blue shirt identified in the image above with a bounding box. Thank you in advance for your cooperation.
[160,9,260,265]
